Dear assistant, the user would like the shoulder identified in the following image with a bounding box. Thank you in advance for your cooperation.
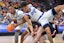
[6,13,11,16]
[28,4,34,9]
[28,4,33,7]
[15,9,24,14]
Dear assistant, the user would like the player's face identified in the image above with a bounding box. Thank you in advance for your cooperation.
[22,6,30,13]
[34,25,38,32]
[8,7,15,14]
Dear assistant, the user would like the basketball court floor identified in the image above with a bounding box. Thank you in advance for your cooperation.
[0,34,64,43]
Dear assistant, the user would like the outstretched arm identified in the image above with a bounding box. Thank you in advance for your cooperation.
[23,15,34,35]
[54,5,64,13]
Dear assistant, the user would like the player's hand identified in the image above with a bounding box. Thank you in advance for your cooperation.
[31,32,34,36]
[14,24,18,27]
[34,32,37,35]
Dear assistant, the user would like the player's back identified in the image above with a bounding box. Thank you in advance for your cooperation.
[27,4,43,22]
[7,9,25,23]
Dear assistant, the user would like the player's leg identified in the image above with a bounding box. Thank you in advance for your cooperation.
[39,35,46,43]
[20,30,28,43]
[38,25,56,43]
[54,5,64,13]
[39,23,57,43]
[50,5,64,18]
[32,22,46,43]
[39,21,53,43]
[15,30,20,43]
[32,24,44,43]
[15,25,22,43]
[49,22,57,38]
[20,22,33,43]
[51,29,56,38]
[44,24,53,43]
[33,26,45,43]
[39,8,58,43]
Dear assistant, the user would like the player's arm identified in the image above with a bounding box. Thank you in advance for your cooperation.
[23,15,34,34]
[57,10,64,18]
[14,19,26,27]
[54,5,64,14]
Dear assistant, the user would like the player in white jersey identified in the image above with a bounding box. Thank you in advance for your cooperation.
[21,22,46,43]
[20,1,64,43]
[7,6,34,43]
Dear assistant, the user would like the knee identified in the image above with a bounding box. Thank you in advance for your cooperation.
[37,32,42,36]
[21,33,26,37]
[46,30,51,36]
[21,33,27,37]
[45,27,51,33]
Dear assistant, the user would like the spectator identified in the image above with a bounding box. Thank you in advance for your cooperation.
[0,10,3,23]
[4,2,10,8]
[0,1,6,7]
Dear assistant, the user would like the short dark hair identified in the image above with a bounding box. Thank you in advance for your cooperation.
[20,1,29,8]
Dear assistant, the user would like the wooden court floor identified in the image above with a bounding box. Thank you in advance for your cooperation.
[0,34,64,43]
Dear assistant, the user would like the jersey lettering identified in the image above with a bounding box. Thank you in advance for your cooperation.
[31,8,36,15]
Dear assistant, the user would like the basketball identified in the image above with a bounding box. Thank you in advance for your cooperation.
[7,24,15,32]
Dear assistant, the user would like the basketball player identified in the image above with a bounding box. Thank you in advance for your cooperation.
[21,12,57,43]
[21,22,46,43]
[20,1,64,43]
[21,22,57,43]
[7,6,34,43]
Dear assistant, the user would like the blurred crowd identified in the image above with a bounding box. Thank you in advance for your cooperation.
[0,0,64,25]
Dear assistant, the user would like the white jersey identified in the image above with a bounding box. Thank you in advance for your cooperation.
[27,4,43,22]
[26,4,55,26]
[7,9,25,23]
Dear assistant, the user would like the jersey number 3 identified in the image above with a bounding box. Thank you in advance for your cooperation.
[31,8,36,15]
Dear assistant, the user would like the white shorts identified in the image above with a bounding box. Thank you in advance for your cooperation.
[38,9,54,27]
[15,23,27,30]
